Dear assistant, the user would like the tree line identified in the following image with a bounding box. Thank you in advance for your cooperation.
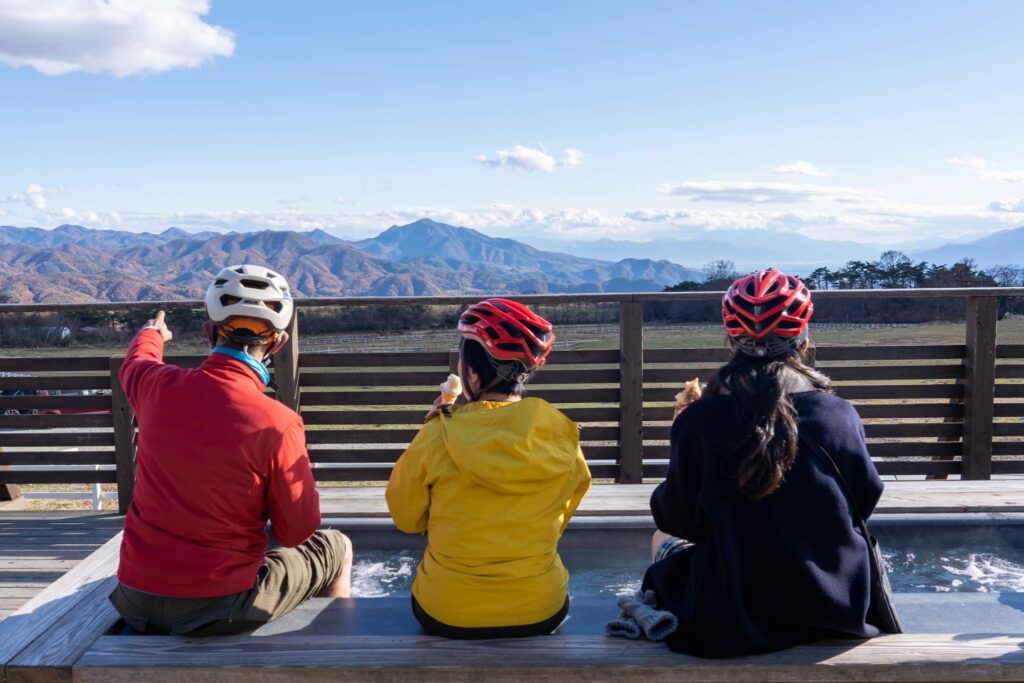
[652,252,1024,324]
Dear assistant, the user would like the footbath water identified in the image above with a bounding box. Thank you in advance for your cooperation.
[348,524,1024,598]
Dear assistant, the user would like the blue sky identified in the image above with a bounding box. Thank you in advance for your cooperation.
[2,1,1023,245]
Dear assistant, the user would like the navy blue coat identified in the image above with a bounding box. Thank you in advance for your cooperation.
[644,390,884,658]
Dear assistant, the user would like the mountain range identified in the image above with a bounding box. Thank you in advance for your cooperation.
[0,220,701,303]
[1,219,1021,304]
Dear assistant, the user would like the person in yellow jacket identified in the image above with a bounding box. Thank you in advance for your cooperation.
[386,298,592,638]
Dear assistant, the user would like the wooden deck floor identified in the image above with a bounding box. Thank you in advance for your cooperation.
[0,510,123,621]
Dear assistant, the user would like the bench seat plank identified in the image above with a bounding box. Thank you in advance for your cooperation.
[75,633,1024,683]
[319,481,1024,517]
[0,533,121,683]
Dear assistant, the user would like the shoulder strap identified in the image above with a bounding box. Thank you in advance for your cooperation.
[798,430,867,531]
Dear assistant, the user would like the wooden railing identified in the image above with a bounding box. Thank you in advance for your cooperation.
[1,288,1022,513]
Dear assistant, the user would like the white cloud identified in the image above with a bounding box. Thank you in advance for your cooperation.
[989,198,1024,213]
[772,161,832,177]
[947,156,1024,183]
[2,183,61,210]
[0,0,235,77]
[475,145,590,173]
[658,180,878,204]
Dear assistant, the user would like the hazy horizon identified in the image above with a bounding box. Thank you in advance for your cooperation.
[2,2,1024,246]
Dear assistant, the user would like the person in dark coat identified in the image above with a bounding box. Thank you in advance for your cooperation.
[643,268,885,658]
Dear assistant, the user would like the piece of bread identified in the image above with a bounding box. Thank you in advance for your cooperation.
[674,377,703,406]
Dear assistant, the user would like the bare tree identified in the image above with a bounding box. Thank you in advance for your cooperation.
[702,260,738,283]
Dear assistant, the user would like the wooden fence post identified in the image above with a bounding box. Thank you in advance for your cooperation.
[109,357,136,514]
[618,301,644,484]
[962,296,997,480]
[275,312,301,413]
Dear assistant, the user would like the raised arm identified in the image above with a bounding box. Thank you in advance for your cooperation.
[119,311,174,411]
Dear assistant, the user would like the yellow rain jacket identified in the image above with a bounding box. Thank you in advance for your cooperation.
[385,398,592,628]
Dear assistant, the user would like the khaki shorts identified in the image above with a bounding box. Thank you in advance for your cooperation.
[109,529,348,636]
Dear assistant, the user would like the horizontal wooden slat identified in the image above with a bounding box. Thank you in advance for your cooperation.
[994,423,1024,437]
[641,402,965,421]
[300,390,439,406]
[815,345,965,361]
[0,395,112,411]
[641,440,962,459]
[642,423,963,441]
[996,364,1024,379]
[874,460,961,475]
[0,357,110,371]
[302,349,620,368]
[644,459,963,478]
[302,410,426,425]
[0,469,116,484]
[545,350,622,365]
[642,365,964,383]
[311,449,402,464]
[312,463,621,481]
[643,384,963,402]
[306,429,418,445]
[644,349,731,363]
[0,375,111,391]
[302,387,621,406]
[995,404,1024,417]
[993,442,1024,456]
[0,451,117,466]
[305,425,621,445]
[829,365,963,381]
[300,368,620,388]
[0,431,113,447]
[853,403,964,419]
[301,371,452,388]
[997,344,1024,359]
[835,385,964,400]
[863,423,963,439]
[0,413,113,429]
[996,385,1024,398]
[868,442,962,457]
[300,406,622,425]
[642,345,967,363]
[992,460,1024,474]
[308,444,622,464]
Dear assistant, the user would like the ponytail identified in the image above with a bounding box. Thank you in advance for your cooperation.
[705,348,832,501]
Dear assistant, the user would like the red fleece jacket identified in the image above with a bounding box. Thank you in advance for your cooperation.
[116,329,320,597]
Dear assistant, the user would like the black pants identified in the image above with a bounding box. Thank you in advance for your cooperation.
[411,595,570,639]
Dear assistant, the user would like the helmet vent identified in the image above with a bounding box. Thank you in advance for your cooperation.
[240,279,270,289]
[213,279,227,286]
[219,294,241,306]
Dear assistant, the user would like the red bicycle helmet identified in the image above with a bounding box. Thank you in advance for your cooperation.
[458,298,556,370]
[722,269,813,357]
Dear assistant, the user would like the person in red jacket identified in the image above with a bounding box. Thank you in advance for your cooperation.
[109,265,351,636]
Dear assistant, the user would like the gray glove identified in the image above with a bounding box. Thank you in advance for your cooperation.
[605,590,678,641]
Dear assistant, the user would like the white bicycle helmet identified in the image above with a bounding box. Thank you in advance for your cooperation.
[205,265,294,331]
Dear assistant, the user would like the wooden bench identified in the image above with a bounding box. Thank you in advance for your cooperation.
[3,532,1024,683]
[319,480,1024,517]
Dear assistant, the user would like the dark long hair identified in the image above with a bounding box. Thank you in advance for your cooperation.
[704,347,832,501]
[459,338,532,399]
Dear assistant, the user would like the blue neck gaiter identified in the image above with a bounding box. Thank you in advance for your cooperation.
[211,346,271,386]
